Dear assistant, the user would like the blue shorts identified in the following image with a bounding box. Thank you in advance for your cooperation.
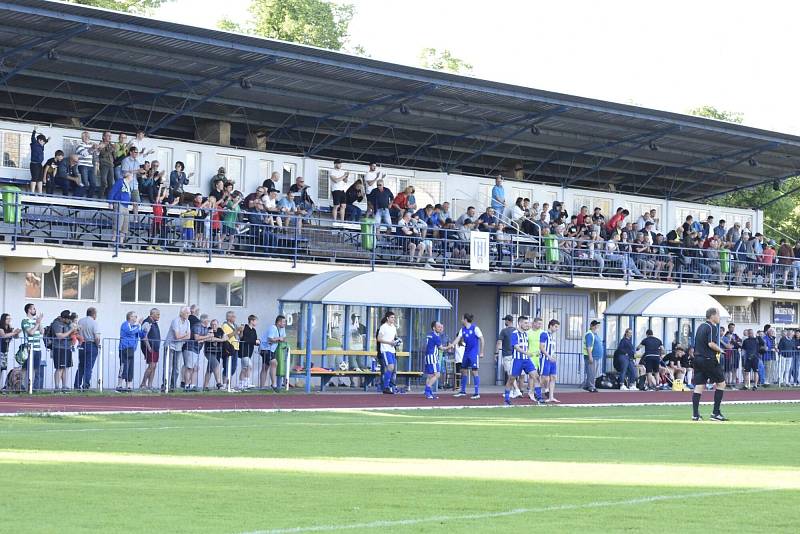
[511,358,535,376]
[540,357,557,376]
[381,352,396,366]
[424,362,440,375]
[461,354,479,370]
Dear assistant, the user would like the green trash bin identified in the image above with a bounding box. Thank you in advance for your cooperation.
[544,235,560,263]
[1,186,21,225]
[275,341,290,380]
[720,248,731,274]
[360,216,376,251]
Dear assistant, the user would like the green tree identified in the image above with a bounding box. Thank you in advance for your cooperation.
[690,106,800,239]
[64,0,171,14]
[418,48,473,74]
[219,0,355,51]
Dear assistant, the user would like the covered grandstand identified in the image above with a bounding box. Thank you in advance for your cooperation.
[0,0,799,200]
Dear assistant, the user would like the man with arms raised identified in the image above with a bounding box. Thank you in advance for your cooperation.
[691,307,728,421]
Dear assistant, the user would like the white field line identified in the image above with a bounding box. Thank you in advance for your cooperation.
[0,397,798,417]
[1,450,800,491]
[240,488,775,534]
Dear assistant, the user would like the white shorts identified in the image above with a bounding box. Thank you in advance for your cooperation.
[240,356,252,369]
[183,350,200,369]
[502,355,513,374]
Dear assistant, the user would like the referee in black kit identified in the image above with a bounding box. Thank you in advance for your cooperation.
[691,307,728,422]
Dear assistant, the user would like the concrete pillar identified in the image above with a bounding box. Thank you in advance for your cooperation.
[246,130,268,151]
[195,120,231,146]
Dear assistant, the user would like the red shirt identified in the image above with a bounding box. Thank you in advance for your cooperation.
[576,213,588,227]
[606,212,625,231]
[152,203,164,225]
[392,192,409,210]
[761,247,776,265]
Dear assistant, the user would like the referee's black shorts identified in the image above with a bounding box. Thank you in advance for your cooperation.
[692,356,725,385]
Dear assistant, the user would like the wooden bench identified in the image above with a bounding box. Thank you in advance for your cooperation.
[289,349,422,391]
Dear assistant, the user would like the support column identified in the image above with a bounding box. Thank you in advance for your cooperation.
[195,119,231,146]
[246,130,268,151]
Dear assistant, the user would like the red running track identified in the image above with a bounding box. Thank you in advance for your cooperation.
[1,389,800,414]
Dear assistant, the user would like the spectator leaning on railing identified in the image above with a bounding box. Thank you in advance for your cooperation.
[117,311,145,392]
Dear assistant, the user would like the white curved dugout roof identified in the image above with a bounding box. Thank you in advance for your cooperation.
[604,288,730,319]
[279,271,452,309]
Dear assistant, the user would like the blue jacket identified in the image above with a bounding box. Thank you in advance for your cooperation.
[617,337,635,358]
[778,336,795,356]
[119,321,145,351]
[108,178,132,206]
[30,131,45,164]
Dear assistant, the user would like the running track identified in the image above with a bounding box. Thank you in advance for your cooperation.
[1,389,800,414]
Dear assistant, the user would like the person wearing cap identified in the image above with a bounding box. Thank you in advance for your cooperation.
[726,222,741,244]
[210,166,226,194]
[363,162,384,196]
[330,159,349,222]
[582,320,602,392]
[50,310,78,392]
[497,314,522,398]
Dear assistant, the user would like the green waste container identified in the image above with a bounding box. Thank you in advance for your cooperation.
[544,235,560,263]
[360,216,376,251]
[275,341,290,380]
[720,248,730,274]
[1,186,21,225]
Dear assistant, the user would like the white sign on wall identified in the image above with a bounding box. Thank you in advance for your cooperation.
[470,231,490,271]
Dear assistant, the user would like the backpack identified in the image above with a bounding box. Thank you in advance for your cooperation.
[5,368,23,392]
[42,324,54,350]
[595,373,619,390]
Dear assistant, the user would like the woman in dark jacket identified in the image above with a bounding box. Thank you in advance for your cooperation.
[615,328,637,390]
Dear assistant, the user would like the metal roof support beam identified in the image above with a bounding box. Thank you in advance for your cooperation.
[443,108,568,173]
[670,143,778,198]
[696,172,799,202]
[305,84,437,157]
[0,24,89,86]
[561,126,679,187]
[145,57,276,136]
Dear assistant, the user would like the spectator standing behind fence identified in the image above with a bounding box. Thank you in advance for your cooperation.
[96,131,115,199]
[370,180,394,232]
[330,159,349,222]
[21,304,44,390]
[165,307,191,391]
[139,308,161,391]
[109,171,133,247]
[238,315,259,390]
[762,327,777,386]
[50,310,78,392]
[778,329,794,386]
[0,313,21,390]
[203,318,225,391]
[76,131,99,199]
[220,311,243,390]
[791,330,800,386]
[117,311,144,392]
[260,315,285,391]
[74,307,101,391]
[29,128,48,194]
[181,307,203,392]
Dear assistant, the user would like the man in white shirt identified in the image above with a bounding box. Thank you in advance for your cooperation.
[363,162,384,196]
[329,159,349,222]
[377,311,401,394]
[129,130,154,165]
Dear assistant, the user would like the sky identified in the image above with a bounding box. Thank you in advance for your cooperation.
[154,0,800,135]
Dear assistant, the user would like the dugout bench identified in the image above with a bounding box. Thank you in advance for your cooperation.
[288,350,423,392]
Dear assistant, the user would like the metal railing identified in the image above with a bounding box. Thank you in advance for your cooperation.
[1,191,798,292]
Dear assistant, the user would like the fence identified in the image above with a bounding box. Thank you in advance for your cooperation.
[1,191,797,292]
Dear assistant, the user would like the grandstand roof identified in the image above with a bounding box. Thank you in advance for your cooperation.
[1,0,798,201]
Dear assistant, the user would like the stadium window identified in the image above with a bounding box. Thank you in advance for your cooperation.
[730,301,759,323]
[216,154,244,185]
[1,130,31,168]
[412,180,442,207]
[120,266,187,304]
[155,147,173,172]
[258,159,273,188]
[282,162,296,194]
[676,207,709,226]
[573,195,612,219]
[566,315,584,340]
[24,262,97,301]
[184,151,201,186]
[317,168,330,201]
[623,201,660,226]
[215,278,245,307]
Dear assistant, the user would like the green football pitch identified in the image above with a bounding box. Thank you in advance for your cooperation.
[2,403,799,533]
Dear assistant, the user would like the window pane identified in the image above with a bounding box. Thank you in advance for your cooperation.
[61,264,79,300]
[215,283,228,306]
[25,272,42,299]
[156,147,173,172]
[171,271,186,304]
[282,162,296,194]
[317,169,330,200]
[120,267,136,302]
[227,157,243,185]
[155,271,171,304]
[185,151,200,186]
[44,264,60,299]
[79,265,96,301]
[137,269,153,303]
[2,132,21,168]
[230,279,244,307]
[259,160,273,187]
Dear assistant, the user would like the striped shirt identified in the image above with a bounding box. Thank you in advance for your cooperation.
[540,331,556,359]
[511,329,529,360]
[425,331,441,365]
[21,317,41,351]
[76,142,94,167]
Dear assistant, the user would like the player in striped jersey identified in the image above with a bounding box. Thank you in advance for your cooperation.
[424,321,446,399]
[539,319,561,403]
[504,316,542,405]
[451,313,484,399]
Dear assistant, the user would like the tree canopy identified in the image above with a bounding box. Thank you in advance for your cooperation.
[63,0,171,14]
[219,0,355,51]
[418,48,473,74]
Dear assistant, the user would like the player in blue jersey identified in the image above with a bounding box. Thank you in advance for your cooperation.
[539,319,561,403]
[504,316,543,405]
[424,321,446,399]
[451,313,484,399]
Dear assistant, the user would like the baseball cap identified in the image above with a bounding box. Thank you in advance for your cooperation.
[590,320,601,327]
[502,314,514,322]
